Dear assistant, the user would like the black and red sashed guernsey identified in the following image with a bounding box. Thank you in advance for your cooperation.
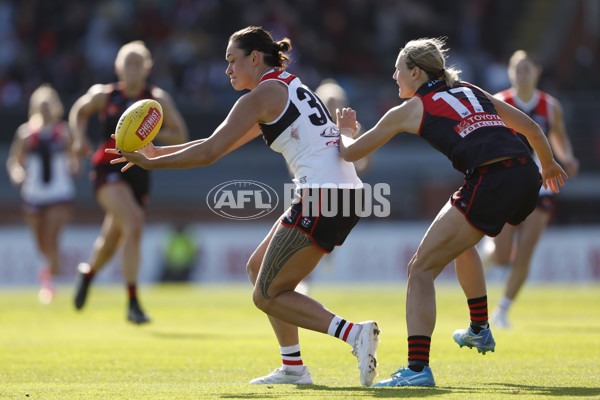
[414,80,530,175]
[92,82,156,167]
[90,82,156,206]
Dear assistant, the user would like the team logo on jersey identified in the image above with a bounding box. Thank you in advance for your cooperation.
[279,71,291,79]
[206,180,279,220]
[454,113,506,138]
[300,217,313,228]
[320,126,340,137]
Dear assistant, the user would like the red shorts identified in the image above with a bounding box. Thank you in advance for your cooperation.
[451,156,542,237]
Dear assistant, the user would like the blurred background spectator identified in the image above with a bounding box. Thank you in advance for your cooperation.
[160,222,199,282]
[0,0,598,225]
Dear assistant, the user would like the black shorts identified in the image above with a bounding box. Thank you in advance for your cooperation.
[451,156,542,237]
[91,162,150,207]
[281,188,362,253]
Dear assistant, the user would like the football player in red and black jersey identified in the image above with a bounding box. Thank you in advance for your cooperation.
[69,41,188,324]
[337,37,567,387]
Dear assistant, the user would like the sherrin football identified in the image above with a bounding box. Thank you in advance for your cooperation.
[115,99,163,152]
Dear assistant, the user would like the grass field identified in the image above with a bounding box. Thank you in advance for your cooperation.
[1,282,599,400]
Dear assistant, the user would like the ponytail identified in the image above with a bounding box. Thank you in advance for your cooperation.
[230,26,292,69]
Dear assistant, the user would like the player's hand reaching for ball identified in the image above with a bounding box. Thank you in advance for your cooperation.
[105,134,157,171]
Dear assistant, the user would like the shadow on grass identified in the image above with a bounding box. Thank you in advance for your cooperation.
[477,383,600,397]
[220,385,448,398]
[219,383,600,398]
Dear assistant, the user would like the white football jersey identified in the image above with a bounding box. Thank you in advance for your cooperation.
[258,70,362,189]
[20,121,75,206]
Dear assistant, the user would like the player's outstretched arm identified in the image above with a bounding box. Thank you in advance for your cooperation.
[337,99,422,162]
[107,90,265,171]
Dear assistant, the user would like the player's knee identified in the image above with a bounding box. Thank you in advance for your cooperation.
[246,256,261,285]
[251,285,272,312]
[122,210,144,240]
[407,257,435,282]
[407,255,420,277]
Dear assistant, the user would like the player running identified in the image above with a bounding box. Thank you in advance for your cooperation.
[337,37,567,387]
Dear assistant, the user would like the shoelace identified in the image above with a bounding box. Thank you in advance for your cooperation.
[390,367,408,377]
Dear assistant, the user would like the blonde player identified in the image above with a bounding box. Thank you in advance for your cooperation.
[7,84,77,303]
[337,37,566,387]
[69,41,188,323]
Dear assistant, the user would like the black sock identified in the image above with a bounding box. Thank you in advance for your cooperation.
[470,322,489,334]
[468,295,489,334]
[407,335,430,372]
[127,284,137,303]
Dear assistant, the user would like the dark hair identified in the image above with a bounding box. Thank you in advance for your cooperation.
[229,26,292,69]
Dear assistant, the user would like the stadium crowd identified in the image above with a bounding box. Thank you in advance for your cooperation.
[0,0,529,113]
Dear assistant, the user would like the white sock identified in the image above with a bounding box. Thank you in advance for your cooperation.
[327,315,361,346]
[497,296,513,313]
[280,344,304,373]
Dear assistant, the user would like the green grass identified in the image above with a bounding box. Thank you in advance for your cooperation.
[1,283,599,399]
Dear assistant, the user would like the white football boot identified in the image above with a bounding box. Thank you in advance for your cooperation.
[351,321,381,386]
[249,366,313,385]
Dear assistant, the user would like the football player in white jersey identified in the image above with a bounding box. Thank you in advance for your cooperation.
[7,84,77,303]
[483,50,579,328]
[109,26,379,386]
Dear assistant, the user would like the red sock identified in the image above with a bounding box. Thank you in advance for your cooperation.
[127,284,137,300]
[280,344,303,372]
[407,335,430,371]
[468,295,489,332]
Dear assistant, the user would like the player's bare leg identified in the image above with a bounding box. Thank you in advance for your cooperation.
[248,221,379,385]
[492,209,550,327]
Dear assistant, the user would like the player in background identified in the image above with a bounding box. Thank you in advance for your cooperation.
[108,26,380,386]
[7,84,77,303]
[69,41,188,324]
[481,50,579,328]
[315,78,372,175]
[337,37,567,387]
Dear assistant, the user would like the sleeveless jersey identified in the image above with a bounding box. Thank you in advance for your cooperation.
[258,70,361,188]
[21,121,75,205]
[496,88,555,194]
[415,80,530,174]
[495,88,554,152]
[92,82,155,166]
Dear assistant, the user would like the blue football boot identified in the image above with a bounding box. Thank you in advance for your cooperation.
[453,326,495,354]
[371,366,435,387]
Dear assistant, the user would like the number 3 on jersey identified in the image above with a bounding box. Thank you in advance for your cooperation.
[296,87,333,126]
[432,87,484,118]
